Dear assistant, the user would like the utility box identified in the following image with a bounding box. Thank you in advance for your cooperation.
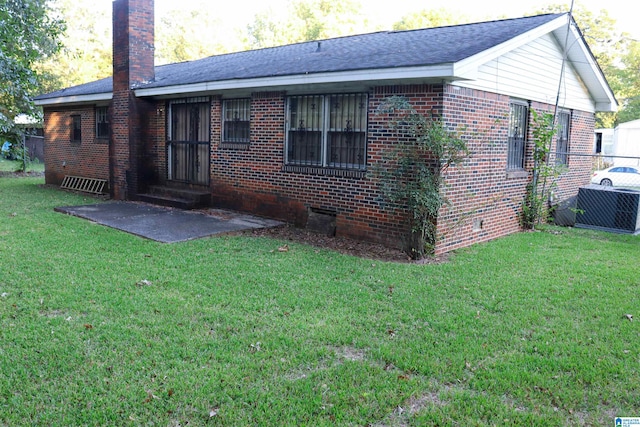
[575,185,640,234]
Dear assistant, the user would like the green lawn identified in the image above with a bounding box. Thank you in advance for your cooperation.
[0,158,44,173]
[1,176,639,426]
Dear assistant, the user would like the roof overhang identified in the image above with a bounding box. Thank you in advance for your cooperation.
[34,92,112,107]
[133,64,473,98]
[454,14,617,112]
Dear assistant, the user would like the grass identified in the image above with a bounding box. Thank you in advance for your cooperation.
[0,158,45,173]
[1,175,640,426]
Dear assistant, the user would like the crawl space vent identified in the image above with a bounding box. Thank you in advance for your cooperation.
[61,176,108,194]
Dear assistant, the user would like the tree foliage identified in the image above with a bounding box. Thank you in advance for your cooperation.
[612,39,640,124]
[534,3,633,126]
[155,2,244,65]
[0,0,64,136]
[37,0,111,91]
[246,0,370,49]
[393,8,470,31]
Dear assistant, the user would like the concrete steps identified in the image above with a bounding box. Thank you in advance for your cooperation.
[138,185,211,210]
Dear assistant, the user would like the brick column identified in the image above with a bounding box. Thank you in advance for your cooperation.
[110,0,154,200]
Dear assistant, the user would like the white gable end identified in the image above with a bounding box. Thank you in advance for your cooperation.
[454,33,595,113]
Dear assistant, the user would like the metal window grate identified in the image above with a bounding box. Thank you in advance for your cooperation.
[61,176,108,194]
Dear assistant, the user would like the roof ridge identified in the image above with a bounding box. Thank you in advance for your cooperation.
[155,12,568,68]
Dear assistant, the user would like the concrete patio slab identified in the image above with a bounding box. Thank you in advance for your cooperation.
[55,202,284,243]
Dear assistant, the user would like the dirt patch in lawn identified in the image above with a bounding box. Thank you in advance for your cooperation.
[240,224,447,264]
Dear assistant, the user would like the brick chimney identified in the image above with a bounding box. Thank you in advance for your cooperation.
[110,0,155,200]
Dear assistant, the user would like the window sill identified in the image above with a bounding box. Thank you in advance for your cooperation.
[95,137,109,144]
[505,169,529,179]
[219,142,250,150]
[283,164,367,178]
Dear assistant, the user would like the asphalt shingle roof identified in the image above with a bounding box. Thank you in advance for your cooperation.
[36,13,564,100]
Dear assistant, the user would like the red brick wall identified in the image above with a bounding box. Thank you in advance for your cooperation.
[41,82,595,255]
[43,107,110,185]
[435,87,594,254]
[435,86,521,254]
[552,109,595,200]
[207,86,447,248]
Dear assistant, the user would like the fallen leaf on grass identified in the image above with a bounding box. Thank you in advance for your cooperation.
[144,390,160,403]
[84,324,93,330]
[136,279,153,287]
[209,407,219,417]
[278,244,289,252]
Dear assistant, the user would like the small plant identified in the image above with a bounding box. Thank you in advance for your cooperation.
[373,96,469,259]
[521,109,567,229]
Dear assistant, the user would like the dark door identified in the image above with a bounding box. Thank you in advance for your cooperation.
[168,98,210,185]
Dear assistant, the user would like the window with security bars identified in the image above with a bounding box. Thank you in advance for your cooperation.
[556,111,570,165]
[507,102,528,170]
[222,99,250,143]
[71,115,82,143]
[286,93,368,170]
[96,107,109,139]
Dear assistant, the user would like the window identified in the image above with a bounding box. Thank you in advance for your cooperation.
[71,115,82,143]
[286,93,368,170]
[222,99,250,143]
[169,97,210,142]
[595,132,603,154]
[507,102,528,170]
[556,111,570,165]
[96,107,109,139]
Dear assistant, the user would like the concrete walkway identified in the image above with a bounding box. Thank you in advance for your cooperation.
[55,202,283,243]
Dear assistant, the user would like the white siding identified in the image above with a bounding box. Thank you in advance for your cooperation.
[456,34,595,112]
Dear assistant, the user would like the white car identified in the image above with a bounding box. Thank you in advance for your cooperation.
[591,166,640,188]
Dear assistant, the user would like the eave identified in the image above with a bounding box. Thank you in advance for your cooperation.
[34,93,112,107]
[133,64,472,98]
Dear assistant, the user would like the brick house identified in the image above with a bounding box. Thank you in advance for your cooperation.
[35,0,616,255]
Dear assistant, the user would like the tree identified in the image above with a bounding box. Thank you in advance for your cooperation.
[393,8,470,31]
[611,39,640,124]
[0,0,64,136]
[35,0,111,92]
[534,4,629,127]
[156,2,245,65]
[246,0,371,49]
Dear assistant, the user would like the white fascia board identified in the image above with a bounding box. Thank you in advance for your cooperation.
[133,64,468,98]
[34,93,112,107]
